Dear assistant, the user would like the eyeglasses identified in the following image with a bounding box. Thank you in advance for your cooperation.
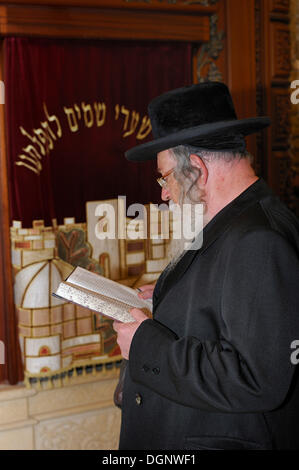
[156,168,175,188]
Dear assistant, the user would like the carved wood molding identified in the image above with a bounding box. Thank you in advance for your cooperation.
[270,22,291,81]
[271,88,291,150]
[0,3,211,40]
[0,0,218,12]
[254,0,265,177]
[254,0,295,209]
[196,13,224,82]
[270,0,290,13]
[122,0,219,6]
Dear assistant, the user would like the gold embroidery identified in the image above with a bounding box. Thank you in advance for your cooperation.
[15,101,151,174]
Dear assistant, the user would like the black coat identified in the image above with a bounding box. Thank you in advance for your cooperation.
[119,178,299,450]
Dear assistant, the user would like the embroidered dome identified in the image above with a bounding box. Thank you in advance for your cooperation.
[14,258,73,308]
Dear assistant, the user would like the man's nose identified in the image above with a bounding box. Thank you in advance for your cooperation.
[161,187,170,201]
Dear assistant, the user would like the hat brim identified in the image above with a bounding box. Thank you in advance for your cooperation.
[125,117,270,162]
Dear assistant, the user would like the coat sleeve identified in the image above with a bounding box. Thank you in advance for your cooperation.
[128,228,299,413]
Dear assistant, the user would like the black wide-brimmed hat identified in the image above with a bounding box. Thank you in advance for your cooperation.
[125,81,270,162]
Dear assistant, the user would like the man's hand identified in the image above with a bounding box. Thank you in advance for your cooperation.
[137,283,156,300]
[113,308,148,360]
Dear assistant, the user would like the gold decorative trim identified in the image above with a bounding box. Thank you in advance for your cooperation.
[24,355,122,390]
[196,13,224,82]
[19,261,47,308]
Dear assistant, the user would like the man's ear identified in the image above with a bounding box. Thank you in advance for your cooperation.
[189,154,208,185]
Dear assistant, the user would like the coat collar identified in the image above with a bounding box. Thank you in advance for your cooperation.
[153,177,273,311]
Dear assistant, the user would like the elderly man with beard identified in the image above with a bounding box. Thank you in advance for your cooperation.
[113,82,299,450]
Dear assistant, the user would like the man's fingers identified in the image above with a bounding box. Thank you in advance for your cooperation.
[137,284,155,299]
[138,284,155,291]
[129,308,148,322]
[113,320,121,331]
[138,291,152,299]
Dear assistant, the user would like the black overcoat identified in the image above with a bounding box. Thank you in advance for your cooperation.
[119,178,299,450]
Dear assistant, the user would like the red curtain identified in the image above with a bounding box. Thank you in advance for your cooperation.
[5,37,192,226]
[2,37,191,384]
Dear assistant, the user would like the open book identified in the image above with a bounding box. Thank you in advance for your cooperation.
[53,266,152,323]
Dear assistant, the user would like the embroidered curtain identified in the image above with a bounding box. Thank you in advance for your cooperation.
[5,37,192,225]
[1,37,191,384]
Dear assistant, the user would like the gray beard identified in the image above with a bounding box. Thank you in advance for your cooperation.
[165,237,186,271]
[166,198,201,272]
[164,171,206,273]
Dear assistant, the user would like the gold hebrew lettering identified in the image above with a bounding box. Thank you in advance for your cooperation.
[74,103,81,119]
[43,103,62,138]
[64,106,79,132]
[19,153,42,169]
[81,102,94,128]
[15,161,40,175]
[41,120,57,143]
[94,102,106,127]
[123,111,140,138]
[34,128,54,151]
[20,126,45,155]
[23,144,42,163]
[16,153,42,174]
[120,105,130,130]
[115,104,120,120]
[136,115,152,140]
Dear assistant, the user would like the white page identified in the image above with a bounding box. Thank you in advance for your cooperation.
[55,282,136,322]
[67,267,152,312]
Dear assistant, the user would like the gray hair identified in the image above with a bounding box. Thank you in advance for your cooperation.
[169,144,253,203]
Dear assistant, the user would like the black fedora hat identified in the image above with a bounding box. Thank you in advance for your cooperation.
[125,81,270,162]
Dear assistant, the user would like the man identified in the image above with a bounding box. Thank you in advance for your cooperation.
[113,82,299,450]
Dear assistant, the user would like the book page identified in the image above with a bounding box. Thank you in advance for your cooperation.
[66,267,152,312]
[54,282,137,322]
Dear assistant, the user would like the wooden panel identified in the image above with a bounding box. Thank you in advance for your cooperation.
[254,0,268,178]
[272,155,291,200]
[270,21,291,80]
[254,0,292,196]
[271,87,291,149]
[261,0,292,198]
[270,0,290,13]
[0,4,210,41]
[1,0,218,15]
[225,0,257,157]
[0,0,218,13]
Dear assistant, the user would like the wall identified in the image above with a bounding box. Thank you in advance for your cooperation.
[0,370,121,449]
